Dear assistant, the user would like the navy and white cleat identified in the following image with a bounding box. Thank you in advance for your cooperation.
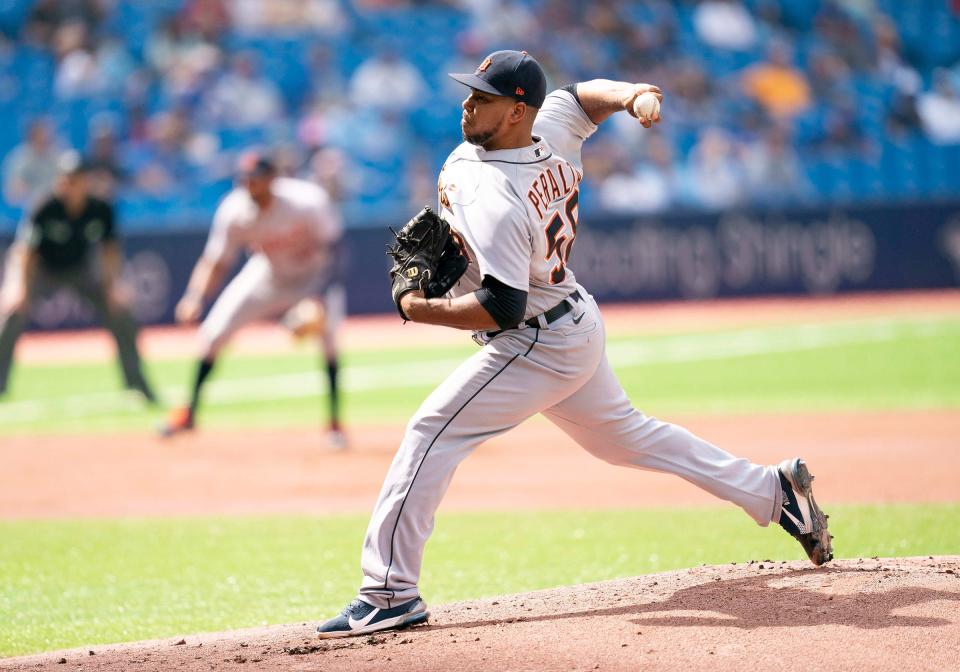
[777,458,834,566]
[316,597,429,639]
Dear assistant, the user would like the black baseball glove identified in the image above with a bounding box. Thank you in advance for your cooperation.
[387,206,469,320]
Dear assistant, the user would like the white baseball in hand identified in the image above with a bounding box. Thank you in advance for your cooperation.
[633,91,661,123]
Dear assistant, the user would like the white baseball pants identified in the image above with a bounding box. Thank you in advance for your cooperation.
[359,288,781,608]
[199,254,332,358]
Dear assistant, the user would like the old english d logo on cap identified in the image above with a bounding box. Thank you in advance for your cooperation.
[450,50,548,108]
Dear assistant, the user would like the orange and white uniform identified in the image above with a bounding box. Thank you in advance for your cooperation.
[199,177,343,354]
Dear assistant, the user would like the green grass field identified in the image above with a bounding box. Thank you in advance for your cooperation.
[2,311,958,656]
[0,314,957,435]
[2,504,959,657]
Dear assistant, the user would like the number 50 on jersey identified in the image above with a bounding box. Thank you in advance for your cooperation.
[527,160,582,285]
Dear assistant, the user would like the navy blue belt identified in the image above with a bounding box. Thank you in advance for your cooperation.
[486,289,582,339]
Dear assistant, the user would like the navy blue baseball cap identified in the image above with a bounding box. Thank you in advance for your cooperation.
[449,50,547,108]
[236,150,276,178]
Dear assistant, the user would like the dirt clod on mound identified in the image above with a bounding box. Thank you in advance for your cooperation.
[5,557,959,672]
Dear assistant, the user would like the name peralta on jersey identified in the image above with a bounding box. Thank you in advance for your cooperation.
[438,88,598,321]
[205,177,342,279]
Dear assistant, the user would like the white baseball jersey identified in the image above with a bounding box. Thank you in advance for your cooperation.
[197,177,344,357]
[204,177,342,281]
[438,89,597,320]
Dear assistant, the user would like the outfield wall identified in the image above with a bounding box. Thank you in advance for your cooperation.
[1,201,958,330]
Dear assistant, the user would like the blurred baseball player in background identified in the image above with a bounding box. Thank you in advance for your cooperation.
[0,151,157,402]
[159,152,347,447]
[316,50,833,638]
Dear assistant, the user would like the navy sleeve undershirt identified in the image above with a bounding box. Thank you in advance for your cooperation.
[561,83,584,110]
[475,275,527,330]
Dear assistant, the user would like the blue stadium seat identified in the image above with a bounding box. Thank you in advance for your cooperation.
[0,0,33,34]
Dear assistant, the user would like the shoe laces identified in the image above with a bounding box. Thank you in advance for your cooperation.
[342,598,368,616]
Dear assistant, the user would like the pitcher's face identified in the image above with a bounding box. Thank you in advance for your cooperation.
[461,89,516,148]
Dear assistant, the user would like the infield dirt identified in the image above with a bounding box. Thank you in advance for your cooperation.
[2,409,959,518]
[4,557,959,672]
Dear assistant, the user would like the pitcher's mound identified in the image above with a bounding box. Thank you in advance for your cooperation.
[7,557,959,672]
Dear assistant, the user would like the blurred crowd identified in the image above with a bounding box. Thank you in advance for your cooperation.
[1,0,959,228]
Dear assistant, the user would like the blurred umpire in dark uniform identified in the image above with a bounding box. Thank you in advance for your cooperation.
[0,150,157,401]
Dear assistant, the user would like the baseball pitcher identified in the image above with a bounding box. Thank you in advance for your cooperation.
[316,51,832,638]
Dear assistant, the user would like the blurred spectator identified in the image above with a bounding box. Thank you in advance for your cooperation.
[546,3,622,79]
[407,152,437,212]
[335,107,415,206]
[872,14,921,95]
[202,52,284,129]
[0,33,17,107]
[2,119,62,209]
[125,103,151,144]
[229,0,346,35]
[694,0,758,51]
[917,70,960,145]
[599,136,683,214]
[354,0,415,7]
[349,108,415,166]
[686,128,745,210]
[815,97,868,154]
[442,33,487,103]
[23,0,104,46]
[584,0,624,39]
[306,44,349,101]
[297,98,336,152]
[303,146,356,203]
[814,1,872,71]
[54,47,98,99]
[808,49,852,104]
[755,0,788,39]
[147,16,213,75]
[581,139,619,191]
[743,125,812,204]
[52,22,99,99]
[146,17,187,74]
[835,0,879,22]
[668,60,721,130]
[95,37,137,97]
[620,0,678,70]
[886,90,922,139]
[146,18,222,105]
[741,41,812,119]
[349,48,427,112]
[0,0,955,223]
[455,0,537,49]
[180,0,231,41]
[126,110,196,196]
[84,123,127,200]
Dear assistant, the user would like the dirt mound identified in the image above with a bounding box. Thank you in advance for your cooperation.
[5,557,959,672]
